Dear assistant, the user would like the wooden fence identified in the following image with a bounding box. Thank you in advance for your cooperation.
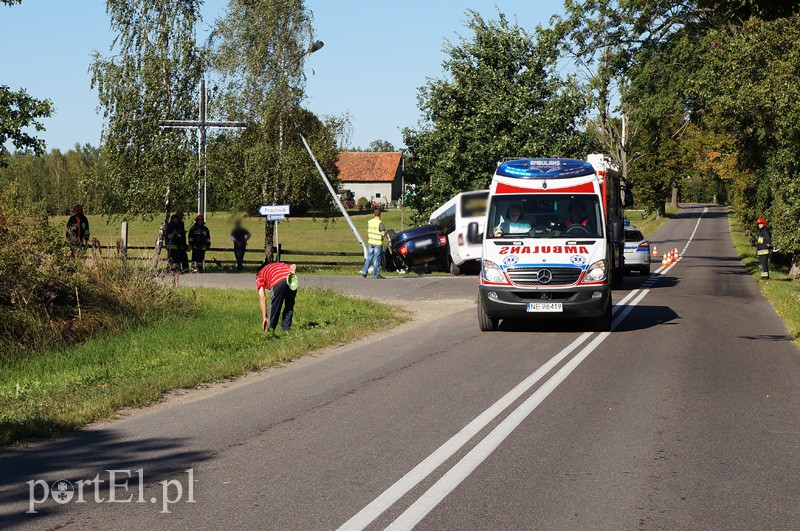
[124,245,364,267]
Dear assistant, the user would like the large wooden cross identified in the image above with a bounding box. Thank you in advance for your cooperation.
[160,79,248,218]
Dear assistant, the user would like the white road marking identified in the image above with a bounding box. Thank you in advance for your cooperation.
[338,290,644,531]
[385,289,650,530]
[341,208,709,530]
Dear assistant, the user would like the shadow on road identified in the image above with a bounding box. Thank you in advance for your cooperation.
[612,305,680,332]
[0,429,211,526]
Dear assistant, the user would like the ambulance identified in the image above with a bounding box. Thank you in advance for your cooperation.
[467,155,630,332]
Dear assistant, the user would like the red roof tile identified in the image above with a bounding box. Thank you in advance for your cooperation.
[337,151,402,182]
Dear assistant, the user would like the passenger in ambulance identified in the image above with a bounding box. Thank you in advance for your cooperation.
[493,204,532,237]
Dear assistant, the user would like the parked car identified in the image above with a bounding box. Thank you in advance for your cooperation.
[383,224,448,273]
[623,223,651,274]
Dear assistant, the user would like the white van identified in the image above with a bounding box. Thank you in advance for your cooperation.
[429,190,489,275]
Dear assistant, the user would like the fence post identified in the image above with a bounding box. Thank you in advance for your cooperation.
[121,221,128,275]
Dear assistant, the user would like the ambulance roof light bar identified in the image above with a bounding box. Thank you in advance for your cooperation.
[496,158,596,179]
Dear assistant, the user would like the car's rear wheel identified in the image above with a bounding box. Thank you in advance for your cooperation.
[478,299,499,331]
[449,256,461,276]
[640,264,651,275]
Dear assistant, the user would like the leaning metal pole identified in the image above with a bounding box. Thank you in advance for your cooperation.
[297,132,367,258]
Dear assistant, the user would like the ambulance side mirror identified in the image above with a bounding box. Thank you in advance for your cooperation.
[467,222,483,244]
[623,189,634,208]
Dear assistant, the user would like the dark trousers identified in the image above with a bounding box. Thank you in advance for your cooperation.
[169,249,189,271]
[758,252,770,278]
[234,246,246,271]
[191,249,206,271]
[269,279,297,331]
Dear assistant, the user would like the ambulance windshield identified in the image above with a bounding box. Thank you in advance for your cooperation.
[487,194,603,239]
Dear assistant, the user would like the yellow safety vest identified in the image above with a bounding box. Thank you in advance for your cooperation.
[367,217,384,246]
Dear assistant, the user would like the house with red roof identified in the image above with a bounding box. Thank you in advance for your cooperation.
[336,151,403,207]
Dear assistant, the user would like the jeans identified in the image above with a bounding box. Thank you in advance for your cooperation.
[233,246,246,271]
[269,279,297,331]
[361,244,382,278]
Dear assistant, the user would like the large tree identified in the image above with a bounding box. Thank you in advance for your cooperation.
[402,10,599,222]
[555,0,800,277]
[1,1,53,166]
[211,0,339,260]
[89,0,204,229]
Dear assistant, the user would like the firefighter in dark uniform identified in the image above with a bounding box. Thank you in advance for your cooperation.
[66,204,90,252]
[188,214,211,272]
[165,211,190,272]
[755,216,772,280]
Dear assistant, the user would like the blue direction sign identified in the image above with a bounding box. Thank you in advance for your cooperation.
[267,214,285,221]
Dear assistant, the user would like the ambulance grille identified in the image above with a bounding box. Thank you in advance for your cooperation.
[507,266,582,286]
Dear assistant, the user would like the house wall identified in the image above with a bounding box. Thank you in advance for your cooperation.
[344,182,394,205]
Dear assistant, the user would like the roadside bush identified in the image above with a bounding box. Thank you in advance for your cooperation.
[0,201,192,361]
[356,197,369,210]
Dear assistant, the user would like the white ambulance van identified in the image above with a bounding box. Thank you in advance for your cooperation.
[429,190,489,275]
[467,156,629,331]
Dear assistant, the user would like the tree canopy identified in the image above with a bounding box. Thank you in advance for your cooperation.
[403,9,599,222]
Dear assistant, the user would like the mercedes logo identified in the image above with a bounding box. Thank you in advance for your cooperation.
[536,269,553,284]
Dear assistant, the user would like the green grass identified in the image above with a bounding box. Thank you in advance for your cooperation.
[0,287,408,445]
[729,215,800,349]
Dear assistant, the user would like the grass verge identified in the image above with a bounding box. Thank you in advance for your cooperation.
[0,287,408,445]
[729,214,800,349]
[625,204,682,239]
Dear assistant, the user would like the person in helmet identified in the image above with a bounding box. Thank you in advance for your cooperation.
[66,204,90,251]
[188,214,211,272]
[755,217,772,279]
[165,211,189,273]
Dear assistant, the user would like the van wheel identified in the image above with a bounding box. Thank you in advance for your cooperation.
[640,264,651,275]
[592,299,612,332]
[478,299,499,331]
[449,257,461,276]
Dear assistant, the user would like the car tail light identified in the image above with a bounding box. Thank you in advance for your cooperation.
[457,233,464,246]
[398,244,408,256]
[638,242,649,250]
[438,235,447,246]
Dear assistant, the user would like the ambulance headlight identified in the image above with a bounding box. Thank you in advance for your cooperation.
[583,260,607,282]
[482,260,508,284]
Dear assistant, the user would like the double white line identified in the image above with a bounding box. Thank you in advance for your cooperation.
[339,208,707,530]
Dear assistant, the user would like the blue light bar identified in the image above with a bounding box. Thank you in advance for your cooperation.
[496,158,596,179]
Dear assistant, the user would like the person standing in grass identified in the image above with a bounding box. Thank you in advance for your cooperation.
[188,214,211,272]
[257,261,298,332]
[166,211,190,273]
[231,220,251,271]
[360,208,386,279]
[66,204,90,252]
[755,216,772,280]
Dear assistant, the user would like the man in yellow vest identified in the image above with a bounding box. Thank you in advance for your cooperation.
[361,208,387,279]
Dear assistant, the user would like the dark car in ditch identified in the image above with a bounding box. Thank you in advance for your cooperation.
[383,224,448,273]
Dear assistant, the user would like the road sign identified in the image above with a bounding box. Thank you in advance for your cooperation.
[267,214,286,221]
[259,204,290,216]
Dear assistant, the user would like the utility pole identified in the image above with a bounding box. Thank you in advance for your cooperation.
[160,79,248,218]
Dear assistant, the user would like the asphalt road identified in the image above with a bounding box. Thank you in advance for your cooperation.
[2,205,798,530]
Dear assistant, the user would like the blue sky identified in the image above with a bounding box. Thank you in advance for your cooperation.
[1,0,567,153]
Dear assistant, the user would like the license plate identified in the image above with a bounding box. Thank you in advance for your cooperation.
[414,238,433,249]
[624,248,635,253]
[527,302,563,312]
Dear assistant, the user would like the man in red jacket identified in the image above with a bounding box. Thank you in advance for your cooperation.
[256,261,298,332]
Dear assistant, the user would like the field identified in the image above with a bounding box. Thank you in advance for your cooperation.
[52,209,415,271]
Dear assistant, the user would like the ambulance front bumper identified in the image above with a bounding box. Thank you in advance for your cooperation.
[478,283,610,319]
